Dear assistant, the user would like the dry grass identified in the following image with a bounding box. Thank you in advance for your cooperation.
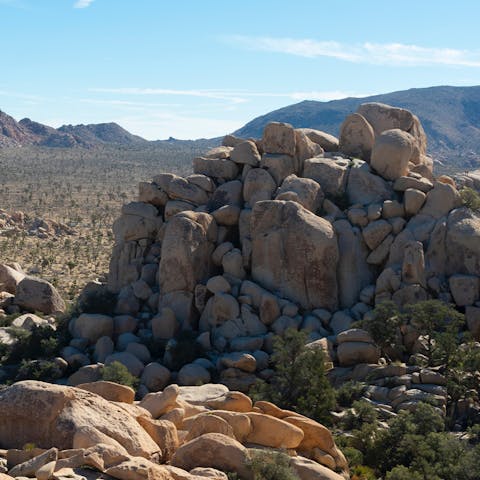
[0,144,202,303]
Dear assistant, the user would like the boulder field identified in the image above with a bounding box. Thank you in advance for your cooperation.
[0,380,348,480]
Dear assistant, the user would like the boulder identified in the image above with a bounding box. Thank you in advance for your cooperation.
[449,275,480,306]
[362,220,392,250]
[302,157,348,196]
[0,381,159,456]
[0,264,25,294]
[346,161,392,205]
[260,154,296,185]
[404,188,426,216]
[105,352,144,377]
[105,457,171,480]
[297,128,339,152]
[159,212,216,326]
[76,381,135,404]
[140,362,171,392]
[290,456,345,480]
[251,200,338,310]
[178,364,211,386]
[72,314,114,344]
[138,182,167,207]
[230,140,261,166]
[243,168,277,207]
[262,122,296,156]
[275,174,324,213]
[445,208,480,276]
[14,276,65,314]
[245,412,304,449]
[337,342,380,366]
[193,157,239,180]
[420,181,462,219]
[338,113,375,161]
[171,433,251,479]
[370,129,414,180]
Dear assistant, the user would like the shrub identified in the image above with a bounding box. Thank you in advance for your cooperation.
[460,187,480,211]
[335,380,366,408]
[101,361,139,389]
[15,359,62,382]
[250,328,335,425]
[247,450,299,480]
[77,287,117,315]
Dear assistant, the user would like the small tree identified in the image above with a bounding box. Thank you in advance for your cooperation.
[251,328,335,425]
[102,361,138,389]
[459,187,480,211]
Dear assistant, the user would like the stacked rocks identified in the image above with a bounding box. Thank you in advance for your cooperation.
[63,102,480,411]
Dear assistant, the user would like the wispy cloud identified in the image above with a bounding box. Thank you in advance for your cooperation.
[89,87,368,104]
[74,0,94,9]
[227,35,480,67]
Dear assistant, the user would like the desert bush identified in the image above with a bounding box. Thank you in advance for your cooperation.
[250,328,335,425]
[247,450,299,480]
[101,361,139,389]
[335,380,366,408]
[460,186,480,211]
[15,359,62,382]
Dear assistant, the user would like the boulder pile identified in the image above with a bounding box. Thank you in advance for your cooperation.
[0,263,66,317]
[0,380,348,480]
[0,209,76,239]
[61,102,480,408]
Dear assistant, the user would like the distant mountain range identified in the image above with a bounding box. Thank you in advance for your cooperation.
[234,85,480,172]
[0,110,148,148]
[2,85,480,172]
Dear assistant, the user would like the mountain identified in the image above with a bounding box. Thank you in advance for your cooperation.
[0,110,148,148]
[234,85,480,172]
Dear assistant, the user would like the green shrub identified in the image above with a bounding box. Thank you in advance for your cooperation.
[101,361,139,389]
[460,187,480,211]
[335,381,366,408]
[77,287,117,315]
[250,328,335,425]
[247,450,299,480]
[15,359,62,382]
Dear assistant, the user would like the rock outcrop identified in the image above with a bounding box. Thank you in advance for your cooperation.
[0,381,348,480]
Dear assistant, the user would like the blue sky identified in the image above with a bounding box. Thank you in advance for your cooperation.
[1,0,479,139]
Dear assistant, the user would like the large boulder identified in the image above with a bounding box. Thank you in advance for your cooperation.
[0,263,25,294]
[171,433,251,479]
[158,212,217,326]
[262,122,296,156]
[302,157,348,197]
[0,381,159,457]
[338,113,375,161]
[297,128,339,152]
[370,129,415,180]
[445,208,480,276]
[251,201,338,310]
[346,161,392,205]
[275,174,324,213]
[14,276,65,314]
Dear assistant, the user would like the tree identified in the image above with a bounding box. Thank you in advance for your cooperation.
[250,328,336,425]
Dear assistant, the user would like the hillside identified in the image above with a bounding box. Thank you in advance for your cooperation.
[234,85,480,172]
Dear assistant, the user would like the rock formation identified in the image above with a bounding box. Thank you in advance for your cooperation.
[0,380,348,480]
[48,102,480,414]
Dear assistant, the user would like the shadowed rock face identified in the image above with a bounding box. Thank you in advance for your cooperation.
[251,200,338,311]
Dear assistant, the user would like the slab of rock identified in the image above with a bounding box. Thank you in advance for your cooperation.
[362,219,392,250]
[251,200,338,310]
[76,381,135,404]
[14,276,65,314]
[0,381,159,457]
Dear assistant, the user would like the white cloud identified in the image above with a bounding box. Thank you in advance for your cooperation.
[227,35,480,67]
[74,0,94,9]
[89,87,368,104]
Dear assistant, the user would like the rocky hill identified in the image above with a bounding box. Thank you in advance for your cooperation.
[0,109,148,148]
[234,85,480,172]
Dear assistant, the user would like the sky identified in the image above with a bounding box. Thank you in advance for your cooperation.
[1,0,480,140]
